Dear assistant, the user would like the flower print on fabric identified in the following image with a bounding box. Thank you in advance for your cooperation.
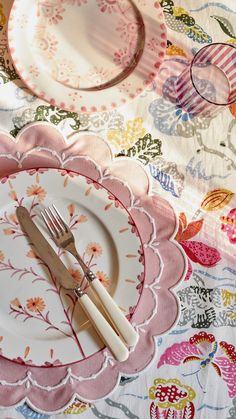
[149,73,215,137]
[175,213,221,280]
[149,378,195,418]
[158,331,236,397]
[220,208,236,244]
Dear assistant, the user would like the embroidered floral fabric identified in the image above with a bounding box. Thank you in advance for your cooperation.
[0,0,236,418]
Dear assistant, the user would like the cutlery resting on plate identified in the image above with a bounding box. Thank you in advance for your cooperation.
[41,205,139,348]
[16,206,129,363]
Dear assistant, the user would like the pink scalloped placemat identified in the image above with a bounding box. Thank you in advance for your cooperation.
[0,122,186,413]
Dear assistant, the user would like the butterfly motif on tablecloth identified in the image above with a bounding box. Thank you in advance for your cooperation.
[158,331,236,397]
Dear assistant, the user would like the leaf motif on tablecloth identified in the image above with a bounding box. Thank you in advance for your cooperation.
[185,24,212,43]
[210,15,236,39]
[150,157,184,197]
[10,105,81,137]
[178,273,236,328]
[149,96,213,137]
[201,189,234,212]
[64,400,90,414]
[0,30,19,84]
[108,117,146,151]
[117,133,162,165]
[175,213,221,280]
[160,1,212,43]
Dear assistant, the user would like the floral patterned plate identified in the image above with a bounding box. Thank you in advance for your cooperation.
[8,0,167,113]
[0,168,144,366]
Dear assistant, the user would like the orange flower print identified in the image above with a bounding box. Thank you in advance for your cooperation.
[26,185,46,202]
[26,297,46,312]
[68,203,75,216]
[9,213,19,225]
[96,271,110,287]
[9,190,18,201]
[0,251,4,261]
[10,298,22,308]
[85,242,102,258]
[3,228,15,236]
[68,268,82,283]
[77,215,87,224]
[26,250,38,259]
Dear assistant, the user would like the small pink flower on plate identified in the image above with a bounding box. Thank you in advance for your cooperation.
[97,0,119,14]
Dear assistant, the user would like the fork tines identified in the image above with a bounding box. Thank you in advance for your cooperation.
[41,205,68,238]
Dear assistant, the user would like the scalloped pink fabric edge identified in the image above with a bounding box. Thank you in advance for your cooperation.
[0,122,187,413]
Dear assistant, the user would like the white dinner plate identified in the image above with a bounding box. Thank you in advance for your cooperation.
[8,0,167,113]
[0,168,144,366]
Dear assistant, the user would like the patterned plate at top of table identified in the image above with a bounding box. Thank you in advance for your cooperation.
[0,168,144,367]
[8,0,167,113]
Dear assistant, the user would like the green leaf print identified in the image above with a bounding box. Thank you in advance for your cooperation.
[117,134,162,165]
[34,105,80,130]
[211,15,236,39]
[0,56,19,84]
[185,24,212,43]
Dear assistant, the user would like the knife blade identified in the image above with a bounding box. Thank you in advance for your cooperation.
[16,206,129,362]
[16,206,77,290]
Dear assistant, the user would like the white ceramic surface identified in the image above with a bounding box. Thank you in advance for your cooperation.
[0,168,143,366]
[8,0,167,112]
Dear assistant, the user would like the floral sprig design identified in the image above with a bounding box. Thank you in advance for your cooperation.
[67,203,88,230]
[9,297,73,340]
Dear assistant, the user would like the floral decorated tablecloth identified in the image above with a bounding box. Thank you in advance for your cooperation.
[0,0,236,418]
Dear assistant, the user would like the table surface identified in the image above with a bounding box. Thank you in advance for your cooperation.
[0,0,236,418]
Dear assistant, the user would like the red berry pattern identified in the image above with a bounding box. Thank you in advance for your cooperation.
[155,384,187,404]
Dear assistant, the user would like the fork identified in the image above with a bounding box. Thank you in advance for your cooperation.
[41,205,139,348]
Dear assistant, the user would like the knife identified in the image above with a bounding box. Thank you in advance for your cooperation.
[16,206,129,362]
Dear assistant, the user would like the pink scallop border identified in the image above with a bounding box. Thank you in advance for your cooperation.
[0,122,187,413]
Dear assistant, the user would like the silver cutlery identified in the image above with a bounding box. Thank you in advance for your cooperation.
[41,205,139,348]
[16,206,129,362]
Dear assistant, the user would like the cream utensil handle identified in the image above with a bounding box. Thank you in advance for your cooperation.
[89,277,139,347]
[75,290,129,363]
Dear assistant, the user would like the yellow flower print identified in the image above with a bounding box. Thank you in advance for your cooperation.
[26,185,46,202]
[172,6,188,17]
[167,44,187,58]
[0,251,4,261]
[107,118,146,151]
